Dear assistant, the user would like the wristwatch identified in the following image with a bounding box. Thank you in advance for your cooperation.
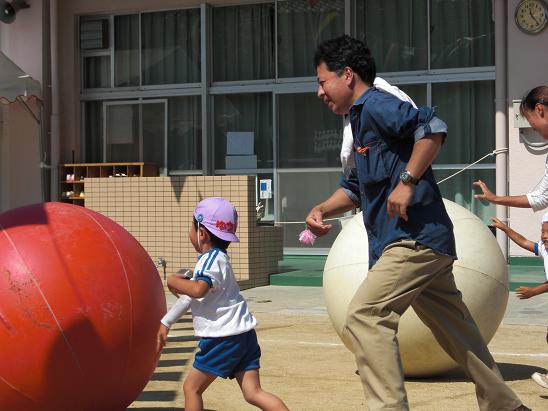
[400,170,419,185]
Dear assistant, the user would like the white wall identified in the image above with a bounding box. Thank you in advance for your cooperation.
[506,0,548,256]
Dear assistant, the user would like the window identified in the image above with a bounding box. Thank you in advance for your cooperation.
[277,0,345,78]
[213,3,275,82]
[214,93,272,171]
[141,9,201,85]
[278,93,341,168]
[114,14,139,87]
[355,0,428,72]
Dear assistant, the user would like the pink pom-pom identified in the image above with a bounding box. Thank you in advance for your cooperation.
[298,228,317,245]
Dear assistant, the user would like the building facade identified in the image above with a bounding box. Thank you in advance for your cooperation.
[1,0,548,258]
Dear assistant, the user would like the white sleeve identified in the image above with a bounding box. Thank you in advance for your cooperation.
[341,116,355,172]
[526,156,548,212]
[373,77,417,108]
[160,295,192,328]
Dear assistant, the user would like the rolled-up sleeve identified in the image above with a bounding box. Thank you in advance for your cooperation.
[413,115,448,142]
[340,168,361,206]
[526,156,548,211]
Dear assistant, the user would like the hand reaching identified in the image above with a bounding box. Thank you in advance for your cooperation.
[490,217,507,231]
[516,286,537,299]
[473,180,495,203]
[305,207,332,237]
[157,324,169,353]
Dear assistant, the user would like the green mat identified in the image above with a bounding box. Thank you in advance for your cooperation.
[269,255,546,290]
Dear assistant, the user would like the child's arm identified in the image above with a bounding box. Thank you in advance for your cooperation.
[516,282,548,299]
[157,294,192,352]
[490,217,536,253]
[167,274,210,298]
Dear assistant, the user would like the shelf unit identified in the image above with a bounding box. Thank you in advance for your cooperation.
[60,162,158,205]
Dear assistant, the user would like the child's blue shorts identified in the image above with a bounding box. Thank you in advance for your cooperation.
[193,329,261,379]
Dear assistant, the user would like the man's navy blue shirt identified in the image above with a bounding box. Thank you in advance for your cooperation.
[340,87,457,268]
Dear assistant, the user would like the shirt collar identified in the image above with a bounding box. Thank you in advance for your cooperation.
[351,86,375,110]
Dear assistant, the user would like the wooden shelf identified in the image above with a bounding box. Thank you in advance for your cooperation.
[59,162,158,206]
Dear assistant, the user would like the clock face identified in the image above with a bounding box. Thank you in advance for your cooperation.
[515,0,548,34]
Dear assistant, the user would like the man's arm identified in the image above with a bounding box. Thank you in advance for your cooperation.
[387,133,444,221]
[306,188,357,236]
[473,180,531,208]
[516,282,548,299]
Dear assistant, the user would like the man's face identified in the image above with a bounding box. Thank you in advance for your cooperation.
[316,62,353,115]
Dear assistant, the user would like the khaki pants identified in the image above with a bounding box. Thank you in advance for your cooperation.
[342,240,522,411]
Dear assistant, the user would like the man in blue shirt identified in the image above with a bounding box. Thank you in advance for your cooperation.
[306,35,527,411]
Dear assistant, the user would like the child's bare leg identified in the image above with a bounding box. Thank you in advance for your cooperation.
[183,367,217,411]
[235,369,288,411]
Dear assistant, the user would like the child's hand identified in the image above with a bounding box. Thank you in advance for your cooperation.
[516,286,537,299]
[157,324,169,353]
[489,217,507,231]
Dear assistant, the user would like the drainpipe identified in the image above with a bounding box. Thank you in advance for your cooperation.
[41,0,51,201]
[49,0,59,200]
[494,0,508,259]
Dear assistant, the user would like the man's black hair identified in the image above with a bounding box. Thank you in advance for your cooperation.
[193,217,231,250]
[314,35,376,86]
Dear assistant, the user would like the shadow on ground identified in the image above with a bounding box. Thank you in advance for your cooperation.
[407,362,546,383]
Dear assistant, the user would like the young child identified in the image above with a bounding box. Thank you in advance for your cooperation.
[491,213,548,389]
[156,197,288,411]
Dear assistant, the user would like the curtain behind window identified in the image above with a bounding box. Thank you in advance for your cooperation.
[141,9,201,85]
[433,81,494,164]
[277,0,345,78]
[355,0,428,73]
[84,101,103,162]
[430,0,494,69]
[213,3,275,82]
[115,14,139,87]
[278,92,341,168]
[214,93,272,170]
[168,96,202,171]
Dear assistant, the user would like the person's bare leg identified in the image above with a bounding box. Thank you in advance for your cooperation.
[235,369,288,411]
[183,367,217,411]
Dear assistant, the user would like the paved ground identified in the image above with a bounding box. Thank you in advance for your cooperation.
[128,286,548,410]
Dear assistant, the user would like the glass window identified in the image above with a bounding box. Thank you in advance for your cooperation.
[83,56,110,89]
[80,18,109,50]
[430,0,494,69]
[432,80,495,164]
[278,93,342,168]
[83,101,103,162]
[355,0,428,72]
[167,96,202,172]
[398,84,427,107]
[213,3,275,82]
[277,0,345,78]
[278,171,343,249]
[114,14,139,87]
[214,93,272,170]
[141,9,201,85]
[434,168,495,224]
[105,103,140,162]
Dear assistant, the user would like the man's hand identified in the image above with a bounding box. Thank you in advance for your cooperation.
[473,180,496,203]
[305,207,333,237]
[516,286,537,299]
[387,182,414,221]
[157,324,169,353]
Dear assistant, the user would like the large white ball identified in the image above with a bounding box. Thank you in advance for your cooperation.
[323,199,508,377]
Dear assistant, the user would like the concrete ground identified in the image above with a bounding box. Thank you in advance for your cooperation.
[128,286,548,410]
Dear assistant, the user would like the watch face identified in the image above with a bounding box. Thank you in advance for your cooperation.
[400,171,410,183]
[515,0,548,34]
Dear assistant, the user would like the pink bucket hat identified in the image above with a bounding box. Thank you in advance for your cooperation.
[194,197,239,242]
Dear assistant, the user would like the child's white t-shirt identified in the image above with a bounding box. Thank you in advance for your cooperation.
[534,241,548,281]
[161,248,256,338]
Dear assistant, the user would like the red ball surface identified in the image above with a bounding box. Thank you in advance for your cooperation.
[0,202,166,410]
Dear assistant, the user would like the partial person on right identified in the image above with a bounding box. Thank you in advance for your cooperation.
[473,85,548,210]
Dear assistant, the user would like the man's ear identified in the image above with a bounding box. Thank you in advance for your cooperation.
[537,102,545,118]
[343,66,354,85]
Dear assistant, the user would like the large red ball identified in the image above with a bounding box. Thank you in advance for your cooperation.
[0,202,166,410]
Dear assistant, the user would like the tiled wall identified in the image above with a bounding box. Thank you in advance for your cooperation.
[85,176,283,289]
